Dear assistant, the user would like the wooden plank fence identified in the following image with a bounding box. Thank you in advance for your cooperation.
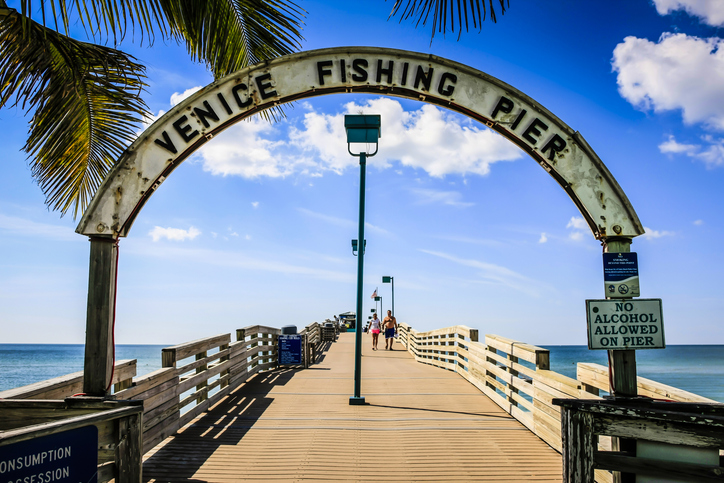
[0,322,323,460]
[396,323,719,483]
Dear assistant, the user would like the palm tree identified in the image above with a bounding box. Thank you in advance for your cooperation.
[389,0,509,41]
[0,0,506,219]
[0,0,304,218]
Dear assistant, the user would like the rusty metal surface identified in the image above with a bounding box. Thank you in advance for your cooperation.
[76,46,644,240]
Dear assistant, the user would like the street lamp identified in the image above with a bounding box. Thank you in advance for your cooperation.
[345,114,381,406]
[374,295,382,317]
[351,239,366,256]
[382,276,394,317]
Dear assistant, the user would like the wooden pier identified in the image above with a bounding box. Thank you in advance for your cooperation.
[142,332,562,482]
[2,322,722,482]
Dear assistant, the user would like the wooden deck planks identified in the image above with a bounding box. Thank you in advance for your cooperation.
[143,333,562,482]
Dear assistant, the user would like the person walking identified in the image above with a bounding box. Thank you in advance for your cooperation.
[383,310,397,350]
[369,313,381,350]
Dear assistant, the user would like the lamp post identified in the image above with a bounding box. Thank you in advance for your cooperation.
[374,295,382,318]
[382,276,394,317]
[345,114,381,406]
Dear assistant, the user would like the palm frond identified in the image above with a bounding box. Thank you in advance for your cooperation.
[0,11,150,217]
[160,0,305,79]
[389,0,509,41]
[19,0,167,44]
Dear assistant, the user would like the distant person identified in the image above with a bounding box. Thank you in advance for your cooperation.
[369,313,381,350]
[383,310,397,350]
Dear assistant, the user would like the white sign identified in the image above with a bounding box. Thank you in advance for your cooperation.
[586,299,664,350]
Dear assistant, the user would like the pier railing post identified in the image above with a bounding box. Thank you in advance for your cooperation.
[603,237,637,397]
[83,236,119,397]
[604,237,637,483]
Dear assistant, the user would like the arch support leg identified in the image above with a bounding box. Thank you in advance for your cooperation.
[83,236,118,396]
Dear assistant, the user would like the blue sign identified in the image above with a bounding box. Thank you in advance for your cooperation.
[278,335,303,365]
[0,425,98,483]
[603,252,640,298]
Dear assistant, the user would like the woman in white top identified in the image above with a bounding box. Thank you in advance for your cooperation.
[369,313,382,350]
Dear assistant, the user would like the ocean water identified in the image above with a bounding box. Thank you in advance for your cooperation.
[0,344,166,393]
[542,344,724,403]
[1,344,723,402]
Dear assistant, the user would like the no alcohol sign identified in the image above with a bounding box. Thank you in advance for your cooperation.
[586,299,664,350]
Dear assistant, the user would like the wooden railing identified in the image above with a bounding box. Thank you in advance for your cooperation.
[577,362,718,403]
[0,398,143,482]
[115,322,322,453]
[0,321,324,459]
[397,323,718,482]
[0,359,137,399]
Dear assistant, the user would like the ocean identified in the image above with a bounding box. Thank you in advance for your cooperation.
[1,344,723,402]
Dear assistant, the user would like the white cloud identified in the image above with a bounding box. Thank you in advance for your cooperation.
[245,234,252,240]
[149,226,201,242]
[539,232,548,244]
[642,226,675,239]
[0,214,78,242]
[420,249,541,297]
[659,135,699,155]
[189,97,522,181]
[296,208,389,235]
[196,117,311,178]
[659,135,724,167]
[653,0,724,26]
[409,188,474,208]
[170,86,203,106]
[130,244,352,282]
[693,219,704,225]
[567,216,588,230]
[251,202,259,208]
[613,33,724,130]
[566,216,589,241]
[290,97,523,177]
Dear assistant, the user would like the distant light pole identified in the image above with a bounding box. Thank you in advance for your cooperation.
[374,295,382,318]
[345,114,381,406]
[382,276,394,317]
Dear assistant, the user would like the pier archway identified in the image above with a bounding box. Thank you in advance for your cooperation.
[77,46,643,240]
[76,46,645,395]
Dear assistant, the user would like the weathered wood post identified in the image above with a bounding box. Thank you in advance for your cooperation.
[83,236,119,397]
[603,237,637,483]
[603,238,637,396]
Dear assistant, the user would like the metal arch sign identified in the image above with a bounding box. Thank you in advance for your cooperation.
[76,47,644,240]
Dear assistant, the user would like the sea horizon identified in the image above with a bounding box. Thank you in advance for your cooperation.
[2,343,723,403]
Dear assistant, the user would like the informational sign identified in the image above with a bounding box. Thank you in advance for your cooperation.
[0,425,98,483]
[278,334,302,365]
[603,252,640,298]
[586,299,664,350]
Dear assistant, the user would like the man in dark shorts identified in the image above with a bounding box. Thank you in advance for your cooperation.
[383,310,397,350]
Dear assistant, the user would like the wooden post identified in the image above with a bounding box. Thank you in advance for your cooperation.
[603,237,637,397]
[604,237,637,483]
[115,411,142,482]
[83,236,118,397]
[196,351,208,403]
[560,407,595,483]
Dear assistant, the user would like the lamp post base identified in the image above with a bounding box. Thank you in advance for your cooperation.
[349,396,366,405]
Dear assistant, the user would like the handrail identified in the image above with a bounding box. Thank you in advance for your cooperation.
[577,362,718,403]
[0,359,137,399]
[397,323,715,483]
[1,320,326,458]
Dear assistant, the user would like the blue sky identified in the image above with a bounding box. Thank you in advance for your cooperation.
[2,0,724,345]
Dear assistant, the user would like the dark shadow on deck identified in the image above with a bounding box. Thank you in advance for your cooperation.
[142,367,299,482]
[367,403,513,419]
